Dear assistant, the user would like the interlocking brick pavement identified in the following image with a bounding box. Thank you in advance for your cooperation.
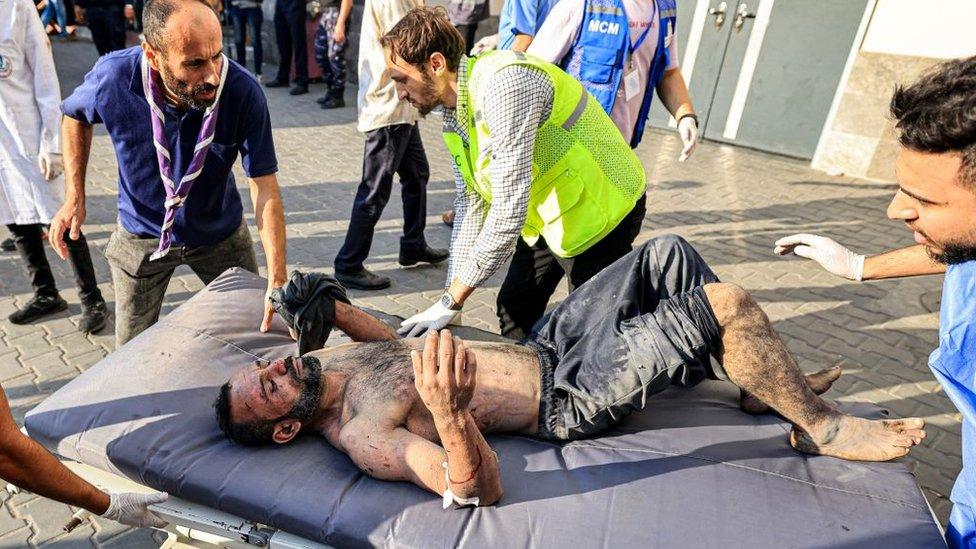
[0,38,955,546]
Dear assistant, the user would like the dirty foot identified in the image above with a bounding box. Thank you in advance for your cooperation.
[790,416,926,462]
[741,365,842,414]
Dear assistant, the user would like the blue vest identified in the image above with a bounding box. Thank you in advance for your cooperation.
[560,0,676,147]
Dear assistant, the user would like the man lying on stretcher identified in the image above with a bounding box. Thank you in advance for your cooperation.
[214,235,926,507]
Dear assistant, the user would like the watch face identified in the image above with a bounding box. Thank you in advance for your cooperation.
[440,293,453,308]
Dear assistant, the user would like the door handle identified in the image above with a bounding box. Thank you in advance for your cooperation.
[733,3,756,32]
[708,1,727,29]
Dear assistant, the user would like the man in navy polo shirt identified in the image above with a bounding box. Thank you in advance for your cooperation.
[53,0,287,345]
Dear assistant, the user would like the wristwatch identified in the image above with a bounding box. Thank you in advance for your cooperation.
[440,292,463,311]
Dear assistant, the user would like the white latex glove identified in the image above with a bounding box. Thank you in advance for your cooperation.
[774,233,865,281]
[100,491,169,528]
[677,116,699,162]
[470,34,499,56]
[37,152,63,181]
[398,300,460,337]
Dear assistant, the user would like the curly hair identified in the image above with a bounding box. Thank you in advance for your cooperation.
[380,6,466,72]
[890,55,976,189]
[214,382,278,446]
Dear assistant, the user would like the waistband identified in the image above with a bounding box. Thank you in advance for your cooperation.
[522,338,564,440]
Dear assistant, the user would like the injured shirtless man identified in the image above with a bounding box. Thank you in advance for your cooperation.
[214,235,926,507]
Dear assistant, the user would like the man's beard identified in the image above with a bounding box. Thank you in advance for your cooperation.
[281,356,323,423]
[918,226,976,265]
[927,241,976,265]
[159,67,218,110]
[414,72,441,116]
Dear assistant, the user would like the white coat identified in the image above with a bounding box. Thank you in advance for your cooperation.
[0,0,65,226]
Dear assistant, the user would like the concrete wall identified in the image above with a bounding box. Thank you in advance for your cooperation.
[813,0,976,181]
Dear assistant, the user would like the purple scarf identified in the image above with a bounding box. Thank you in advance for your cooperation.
[141,52,229,261]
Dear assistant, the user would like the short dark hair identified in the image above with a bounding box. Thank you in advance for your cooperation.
[380,6,465,72]
[890,55,976,189]
[143,0,215,49]
[214,382,277,446]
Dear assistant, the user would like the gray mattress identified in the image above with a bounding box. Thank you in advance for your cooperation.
[25,269,945,548]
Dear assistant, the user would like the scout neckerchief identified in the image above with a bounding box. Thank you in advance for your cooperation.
[141,52,229,261]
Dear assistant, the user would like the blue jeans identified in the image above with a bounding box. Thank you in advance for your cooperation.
[230,7,263,76]
[41,0,68,37]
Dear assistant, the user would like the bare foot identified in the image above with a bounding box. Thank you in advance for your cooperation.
[741,365,842,414]
[790,416,926,462]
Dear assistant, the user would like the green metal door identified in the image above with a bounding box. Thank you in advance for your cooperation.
[650,0,870,159]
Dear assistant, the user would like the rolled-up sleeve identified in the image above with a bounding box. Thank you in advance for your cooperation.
[60,56,105,125]
[453,65,553,288]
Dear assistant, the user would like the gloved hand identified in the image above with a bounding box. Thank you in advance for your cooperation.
[773,233,865,281]
[398,298,460,337]
[677,115,699,162]
[37,152,63,181]
[470,34,499,56]
[100,491,169,528]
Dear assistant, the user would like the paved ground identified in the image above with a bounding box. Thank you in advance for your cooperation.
[0,38,957,547]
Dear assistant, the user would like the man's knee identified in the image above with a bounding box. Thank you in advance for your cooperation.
[703,282,756,326]
[643,234,696,260]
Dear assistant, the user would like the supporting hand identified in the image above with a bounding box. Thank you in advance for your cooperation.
[100,491,169,528]
[469,34,499,56]
[398,296,460,337]
[677,115,699,162]
[261,282,281,333]
[774,233,865,281]
[48,200,85,260]
[412,330,476,419]
[37,152,63,181]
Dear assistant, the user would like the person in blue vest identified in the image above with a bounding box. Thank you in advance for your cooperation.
[529,0,698,156]
[774,56,976,548]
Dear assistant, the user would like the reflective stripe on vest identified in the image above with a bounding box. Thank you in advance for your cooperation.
[442,51,646,258]
[561,0,676,147]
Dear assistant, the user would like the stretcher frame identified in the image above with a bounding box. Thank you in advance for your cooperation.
[18,427,331,549]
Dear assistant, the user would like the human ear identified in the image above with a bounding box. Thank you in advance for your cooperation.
[429,52,447,75]
[143,42,162,72]
[272,419,301,444]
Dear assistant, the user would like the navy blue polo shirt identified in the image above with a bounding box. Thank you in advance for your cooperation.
[61,46,278,247]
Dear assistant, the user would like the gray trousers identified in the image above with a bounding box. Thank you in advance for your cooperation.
[105,221,259,346]
[527,235,725,440]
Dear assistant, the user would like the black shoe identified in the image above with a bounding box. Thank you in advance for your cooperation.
[334,268,391,291]
[265,78,288,88]
[8,294,68,325]
[321,95,345,109]
[289,84,308,96]
[399,245,449,267]
[78,299,107,334]
[0,237,14,252]
[316,94,330,104]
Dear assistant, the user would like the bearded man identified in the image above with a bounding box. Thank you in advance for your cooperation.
[216,235,926,508]
[775,56,976,547]
[56,0,287,345]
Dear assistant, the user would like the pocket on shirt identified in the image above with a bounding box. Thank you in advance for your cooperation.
[206,142,238,172]
[579,45,620,85]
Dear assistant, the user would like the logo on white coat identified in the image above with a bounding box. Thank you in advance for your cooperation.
[587,19,620,35]
[0,55,11,79]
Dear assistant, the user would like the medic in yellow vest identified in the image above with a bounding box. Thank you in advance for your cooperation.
[384,7,647,338]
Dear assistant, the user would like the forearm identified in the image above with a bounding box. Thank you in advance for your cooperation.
[62,116,92,205]
[656,68,695,121]
[249,176,288,287]
[337,0,352,26]
[433,411,501,505]
[512,33,533,52]
[0,433,109,514]
[862,244,946,280]
[334,300,397,341]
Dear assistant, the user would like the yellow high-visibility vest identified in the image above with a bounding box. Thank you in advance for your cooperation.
[443,50,646,258]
